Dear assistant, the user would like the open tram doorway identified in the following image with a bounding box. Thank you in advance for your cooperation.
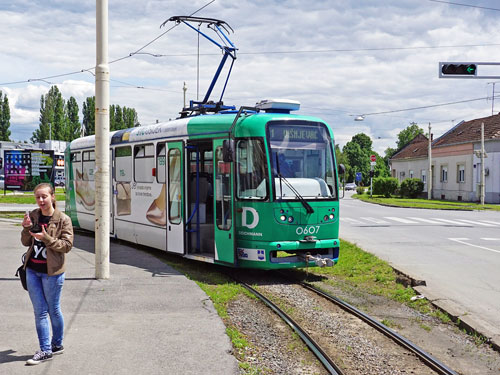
[186,141,215,256]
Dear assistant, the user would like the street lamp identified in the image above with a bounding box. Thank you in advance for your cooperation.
[354,115,365,121]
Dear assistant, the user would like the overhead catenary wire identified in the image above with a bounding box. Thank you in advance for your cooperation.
[0,0,216,87]
[428,0,500,12]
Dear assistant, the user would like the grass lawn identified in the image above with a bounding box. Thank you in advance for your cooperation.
[354,194,500,211]
[0,188,65,204]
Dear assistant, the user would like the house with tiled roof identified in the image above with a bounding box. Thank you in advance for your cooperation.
[432,114,500,203]
[389,134,430,192]
[390,113,500,203]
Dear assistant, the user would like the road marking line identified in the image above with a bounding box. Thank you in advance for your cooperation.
[384,217,417,224]
[449,238,500,254]
[481,238,500,241]
[341,218,364,224]
[479,220,500,226]
[457,219,496,227]
[407,217,441,224]
[431,218,472,226]
[360,217,389,224]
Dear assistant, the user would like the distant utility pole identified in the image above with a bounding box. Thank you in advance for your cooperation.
[95,0,110,279]
[428,123,432,200]
[183,81,187,108]
[480,123,485,205]
[490,82,496,116]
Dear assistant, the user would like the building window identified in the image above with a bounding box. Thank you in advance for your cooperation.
[409,170,414,178]
[440,165,448,182]
[399,171,405,181]
[421,170,426,184]
[457,164,465,183]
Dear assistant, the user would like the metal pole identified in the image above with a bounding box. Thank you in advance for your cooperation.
[480,122,485,205]
[428,123,432,200]
[49,123,52,143]
[492,83,495,116]
[95,0,110,279]
[183,81,187,108]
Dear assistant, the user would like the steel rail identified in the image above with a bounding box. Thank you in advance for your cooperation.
[297,279,458,375]
[238,281,344,375]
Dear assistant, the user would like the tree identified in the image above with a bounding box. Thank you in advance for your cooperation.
[83,97,139,135]
[82,96,96,136]
[351,133,372,150]
[0,91,11,141]
[384,146,397,167]
[342,133,375,185]
[122,106,139,128]
[32,86,65,142]
[396,122,424,150]
[65,96,81,141]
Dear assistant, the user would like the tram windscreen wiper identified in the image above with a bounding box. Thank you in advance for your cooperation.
[275,154,314,214]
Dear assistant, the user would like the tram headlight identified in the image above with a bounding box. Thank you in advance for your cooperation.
[288,216,294,223]
[329,214,335,220]
[280,215,287,221]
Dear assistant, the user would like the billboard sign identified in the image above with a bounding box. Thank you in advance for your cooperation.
[4,150,55,190]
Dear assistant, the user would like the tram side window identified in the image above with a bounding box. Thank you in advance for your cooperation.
[115,146,132,182]
[71,152,82,180]
[134,144,154,183]
[168,149,182,224]
[215,146,231,230]
[82,151,95,181]
[156,143,166,184]
[236,139,268,199]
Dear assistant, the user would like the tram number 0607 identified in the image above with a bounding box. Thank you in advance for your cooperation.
[295,226,320,235]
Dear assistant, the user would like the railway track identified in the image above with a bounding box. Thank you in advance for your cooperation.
[233,271,459,375]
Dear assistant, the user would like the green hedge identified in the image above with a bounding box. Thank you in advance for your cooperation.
[373,177,399,198]
[400,178,424,198]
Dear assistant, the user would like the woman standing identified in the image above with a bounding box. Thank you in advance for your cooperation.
[21,183,73,365]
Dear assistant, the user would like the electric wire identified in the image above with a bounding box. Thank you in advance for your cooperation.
[428,0,500,12]
[354,95,500,117]
[0,0,215,87]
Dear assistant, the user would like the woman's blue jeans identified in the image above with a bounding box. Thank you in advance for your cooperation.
[26,268,65,352]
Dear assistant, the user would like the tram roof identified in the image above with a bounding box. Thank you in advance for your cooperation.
[69,112,327,150]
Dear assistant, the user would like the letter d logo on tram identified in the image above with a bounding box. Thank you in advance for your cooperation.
[242,207,259,229]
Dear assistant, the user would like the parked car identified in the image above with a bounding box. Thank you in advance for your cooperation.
[0,174,4,190]
[345,182,357,191]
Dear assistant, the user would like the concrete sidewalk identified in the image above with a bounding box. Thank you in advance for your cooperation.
[0,221,239,374]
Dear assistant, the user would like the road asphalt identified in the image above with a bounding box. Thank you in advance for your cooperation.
[0,219,239,374]
[340,191,500,351]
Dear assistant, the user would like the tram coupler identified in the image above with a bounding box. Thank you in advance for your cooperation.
[300,253,334,267]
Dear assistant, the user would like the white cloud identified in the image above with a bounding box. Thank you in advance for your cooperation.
[2,0,500,153]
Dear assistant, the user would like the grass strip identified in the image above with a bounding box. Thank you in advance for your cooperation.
[300,239,443,318]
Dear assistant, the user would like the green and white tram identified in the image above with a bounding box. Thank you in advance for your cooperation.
[65,100,342,269]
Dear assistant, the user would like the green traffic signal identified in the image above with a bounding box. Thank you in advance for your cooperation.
[441,63,477,75]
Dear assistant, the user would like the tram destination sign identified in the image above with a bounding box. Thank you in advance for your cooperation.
[269,125,324,142]
[439,62,500,79]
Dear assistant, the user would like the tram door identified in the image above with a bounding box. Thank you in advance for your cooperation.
[166,142,185,254]
[213,139,236,265]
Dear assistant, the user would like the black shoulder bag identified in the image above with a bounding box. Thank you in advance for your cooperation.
[15,253,28,291]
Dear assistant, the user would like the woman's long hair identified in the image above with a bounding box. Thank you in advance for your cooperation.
[34,183,57,209]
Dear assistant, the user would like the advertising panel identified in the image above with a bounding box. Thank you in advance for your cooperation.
[4,150,55,190]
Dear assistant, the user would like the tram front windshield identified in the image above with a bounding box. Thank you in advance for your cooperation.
[268,122,337,200]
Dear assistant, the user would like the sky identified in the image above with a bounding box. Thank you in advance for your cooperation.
[2,0,500,154]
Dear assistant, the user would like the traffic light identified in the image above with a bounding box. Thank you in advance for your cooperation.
[441,64,477,76]
[369,170,374,178]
